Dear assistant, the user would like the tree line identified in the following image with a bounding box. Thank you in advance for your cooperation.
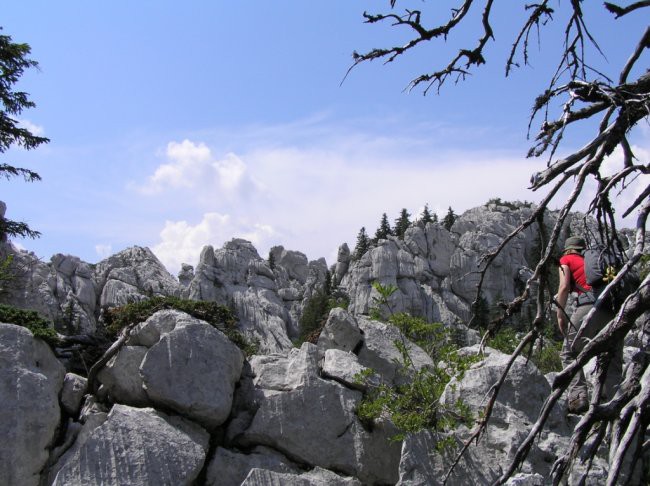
[353,205,457,259]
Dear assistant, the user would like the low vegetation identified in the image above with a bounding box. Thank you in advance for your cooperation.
[356,283,477,445]
[489,326,562,374]
[0,303,59,346]
[103,296,257,355]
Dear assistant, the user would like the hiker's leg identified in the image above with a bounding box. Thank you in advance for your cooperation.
[561,304,591,404]
[574,306,618,401]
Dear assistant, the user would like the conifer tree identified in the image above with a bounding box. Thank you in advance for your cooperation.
[420,204,434,225]
[374,213,392,241]
[353,227,370,259]
[394,208,411,239]
[0,29,49,240]
[441,206,456,231]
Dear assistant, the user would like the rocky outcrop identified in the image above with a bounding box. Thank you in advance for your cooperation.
[336,201,603,331]
[51,404,210,486]
[397,346,609,486]
[183,240,327,353]
[98,309,244,429]
[0,323,65,486]
[235,342,403,484]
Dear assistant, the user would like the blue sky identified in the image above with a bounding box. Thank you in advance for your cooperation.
[3,1,648,274]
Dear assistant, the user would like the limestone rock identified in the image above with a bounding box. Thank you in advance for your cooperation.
[241,467,363,485]
[356,316,434,385]
[321,348,379,391]
[249,343,320,391]
[95,246,180,308]
[185,239,328,354]
[316,307,362,354]
[98,344,149,406]
[51,404,209,486]
[0,323,65,486]
[205,446,299,486]
[398,346,573,485]
[140,316,245,429]
[238,375,401,484]
[60,372,88,416]
[95,310,245,429]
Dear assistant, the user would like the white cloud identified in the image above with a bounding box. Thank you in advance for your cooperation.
[139,117,648,273]
[134,139,263,202]
[18,119,45,136]
[95,244,113,259]
[151,212,277,274]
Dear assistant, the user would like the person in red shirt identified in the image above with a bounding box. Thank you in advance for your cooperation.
[555,236,620,414]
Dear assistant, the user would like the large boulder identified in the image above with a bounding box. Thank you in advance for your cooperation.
[98,309,245,429]
[0,323,65,486]
[205,446,299,486]
[317,307,363,354]
[237,343,402,484]
[51,404,210,486]
[241,467,363,485]
[397,346,594,485]
[356,316,434,385]
[94,246,180,308]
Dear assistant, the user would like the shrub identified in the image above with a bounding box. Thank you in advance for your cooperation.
[489,326,563,374]
[356,306,477,444]
[0,303,59,346]
[103,296,257,355]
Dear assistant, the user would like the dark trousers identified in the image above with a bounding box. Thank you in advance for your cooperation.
[560,303,622,402]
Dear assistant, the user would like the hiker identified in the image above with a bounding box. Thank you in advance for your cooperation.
[555,236,622,414]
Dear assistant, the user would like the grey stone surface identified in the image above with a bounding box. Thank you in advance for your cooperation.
[316,307,362,354]
[205,446,299,486]
[356,316,434,385]
[139,311,245,429]
[238,374,401,484]
[241,467,363,486]
[0,323,65,486]
[51,404,209,486]
[60,372,88,416]
[321,348,378,391]
[97,345,149,406]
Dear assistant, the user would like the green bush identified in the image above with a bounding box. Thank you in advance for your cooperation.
[296,290,348,345]
[0,303,59,346]
[103,296,257,355]
[489,326,563,374]
[356,310,477,443]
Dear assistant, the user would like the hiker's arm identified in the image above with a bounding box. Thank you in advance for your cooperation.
[555,264,571,337]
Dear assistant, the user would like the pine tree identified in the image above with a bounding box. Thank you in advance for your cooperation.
[268,250,276,270]
[354,227,370,259]
[420,204,434,225]
[374,213,392,241]
[441,206,456,231]
[394,208,411,239]
[0,29,50,240]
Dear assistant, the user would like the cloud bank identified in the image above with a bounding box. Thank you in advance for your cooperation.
[128,118,648,275]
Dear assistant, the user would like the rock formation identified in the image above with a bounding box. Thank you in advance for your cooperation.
[0,199,647,485]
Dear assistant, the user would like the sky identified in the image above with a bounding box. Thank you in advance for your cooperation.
[3,1,649,275]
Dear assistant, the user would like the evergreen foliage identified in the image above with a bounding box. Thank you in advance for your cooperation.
[489,326,562,374]
[374,213,392,241]
[0,303,59,346]
[441,206,456,231]
[103,296,257,355]
[268,250,276,270]
[357,283,476,443]
[394,208,411,239]
[420,204,434,225]
[353,226,370,259]
[0,29,50,240]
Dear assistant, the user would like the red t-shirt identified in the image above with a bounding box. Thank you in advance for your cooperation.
[559,253,592,294]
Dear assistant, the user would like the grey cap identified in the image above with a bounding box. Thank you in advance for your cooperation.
[564,236,586,251]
